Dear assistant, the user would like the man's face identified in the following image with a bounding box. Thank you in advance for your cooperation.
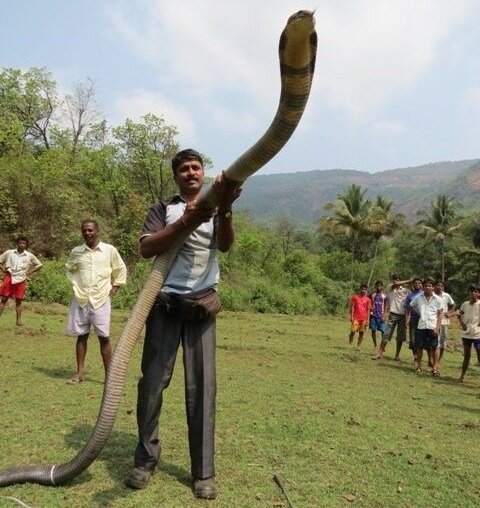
[174,159,204,196]
[435,282,444,294]
[470,289,480,302]
[359,287,367,296]
[423,282,433,295]
[413,280,423,291]
[375,283,383,292]
[82,223,100,248]
[16,240,27,252]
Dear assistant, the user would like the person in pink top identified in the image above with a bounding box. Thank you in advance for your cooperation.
[348,283,372,349]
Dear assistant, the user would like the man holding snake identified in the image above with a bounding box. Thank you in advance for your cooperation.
[124,149,240,500]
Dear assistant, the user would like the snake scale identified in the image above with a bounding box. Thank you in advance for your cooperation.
[0,10,317,487]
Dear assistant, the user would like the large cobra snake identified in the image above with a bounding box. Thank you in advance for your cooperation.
[0,10,317,487]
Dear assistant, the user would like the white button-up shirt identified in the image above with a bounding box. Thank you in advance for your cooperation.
[410,293,443,330]
[459,300,480,339]
[66,241,127,309]
[0,249,42,284]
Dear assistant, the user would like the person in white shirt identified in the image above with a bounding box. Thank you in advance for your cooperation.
[0,236,42,326]
[373,274,412,360]
[434,280,455,364]
[66,220,127,385]
[456,283,480,383]
[410,278,443,376]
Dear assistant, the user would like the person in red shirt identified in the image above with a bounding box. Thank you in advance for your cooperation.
[349,284,372,349]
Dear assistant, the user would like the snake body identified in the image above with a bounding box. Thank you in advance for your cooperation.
[0,10,317,487]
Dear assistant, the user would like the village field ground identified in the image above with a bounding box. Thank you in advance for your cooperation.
[0,303,479,508]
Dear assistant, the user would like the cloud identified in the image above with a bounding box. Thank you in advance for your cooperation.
[109,0,292,98]
[108,0,476,128]
[113,89,197,144]
[370,120,406,137]
[316,0,475,120]
[465,86,480,110]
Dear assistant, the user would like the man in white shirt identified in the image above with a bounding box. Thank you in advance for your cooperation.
[373,274,412,360]
[66,220,127,385]
[0,236,42,326]
[410,278,443,375]
[456,283,480,383]
[434,280,455,363]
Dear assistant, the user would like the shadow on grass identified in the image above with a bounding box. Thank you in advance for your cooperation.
[63,423,190,506]
[32,366,104,385]
[373,360,414,375]
[442,402,480,415]
[32,365,73,380]
[430,375,480,390]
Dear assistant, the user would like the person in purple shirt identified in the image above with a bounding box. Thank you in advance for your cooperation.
[369,280,387,348]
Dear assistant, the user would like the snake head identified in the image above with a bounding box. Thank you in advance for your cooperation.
[287,10,316,26]
[279,10,317,72]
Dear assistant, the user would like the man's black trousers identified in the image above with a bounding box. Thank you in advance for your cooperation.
[133,301,216,480]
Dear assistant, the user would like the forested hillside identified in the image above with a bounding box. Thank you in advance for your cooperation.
[238,159,479,227]
[1,67,480,316]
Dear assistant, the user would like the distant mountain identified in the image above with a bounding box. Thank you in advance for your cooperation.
[236,159,480,228]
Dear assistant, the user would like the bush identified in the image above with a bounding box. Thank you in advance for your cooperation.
[113,259,152,309]
[27,258,71,305]
[27,258,152,310]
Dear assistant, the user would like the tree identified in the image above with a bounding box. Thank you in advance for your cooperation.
[276,217,296,261]
[0,67,58,151]
[417,194,462,280]
[453,211,480,283]
[366,196,404,286]
[113,114,180,204]
[318,184,372,286]
[64,78,101,156]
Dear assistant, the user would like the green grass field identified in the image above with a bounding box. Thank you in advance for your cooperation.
[0,303,479,508]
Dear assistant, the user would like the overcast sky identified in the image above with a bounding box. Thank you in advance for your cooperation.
[2,0,480,175]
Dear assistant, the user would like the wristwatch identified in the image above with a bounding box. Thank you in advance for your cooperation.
[218,210,232,219]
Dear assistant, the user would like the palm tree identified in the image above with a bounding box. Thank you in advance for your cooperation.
[366,196,404,286]
[417,194,462,280]
[318,184,371,286]
[455,212,480,282]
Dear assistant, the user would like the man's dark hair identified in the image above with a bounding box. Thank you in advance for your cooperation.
[359,283,368,290]
[374,280,383,286]
[81,219,99,230]
[422,277,435,286]
[468,283,480,291]
[391,273,400,280]
[16,236,29,247]
[412,277,423,284]
[171,149,203,174]
[436,280,446,288]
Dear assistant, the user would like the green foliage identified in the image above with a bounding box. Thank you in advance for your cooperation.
[112,114,179,204]
[0,67,57,151]
[112,259,151,309]
[2,65,480,318]
[0,185,18,233]
[27,259,71,305]
[27,258,152,310]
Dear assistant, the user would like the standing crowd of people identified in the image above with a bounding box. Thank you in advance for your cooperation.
[348,275,480,381]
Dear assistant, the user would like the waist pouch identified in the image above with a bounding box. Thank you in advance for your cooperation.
[157,288,221,321]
